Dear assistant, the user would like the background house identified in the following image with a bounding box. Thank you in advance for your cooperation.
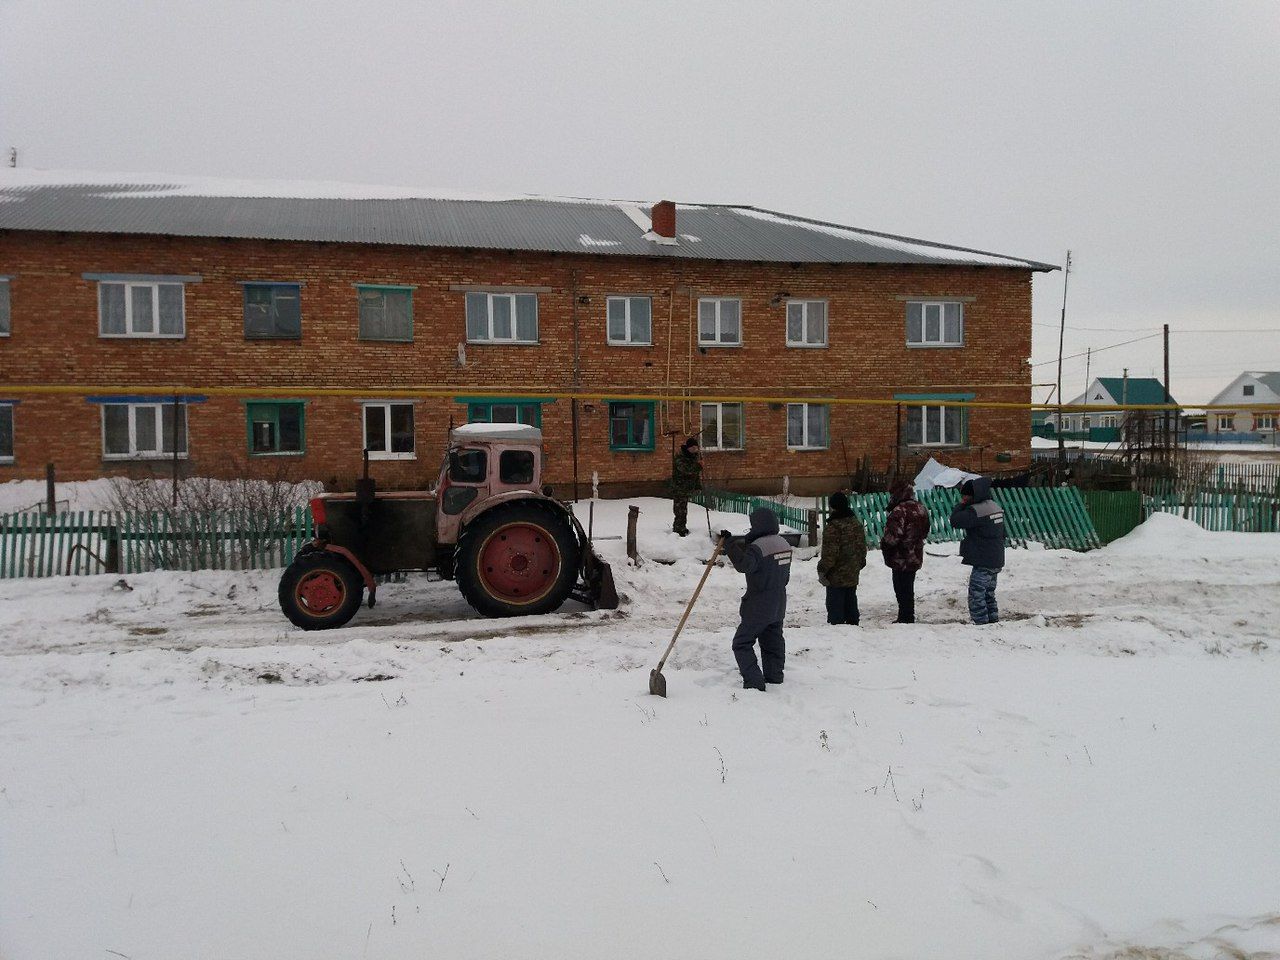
[1200,372,1280,441]
[1044,376,1178,443]
[0,171,1055,495]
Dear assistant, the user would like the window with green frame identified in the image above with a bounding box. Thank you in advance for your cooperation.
[467,400,543,427]
[246,401,305,454]
[607,401,655,451]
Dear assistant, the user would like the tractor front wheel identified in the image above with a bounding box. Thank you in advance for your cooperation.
[278,551,364,630]
[455,501,580,618]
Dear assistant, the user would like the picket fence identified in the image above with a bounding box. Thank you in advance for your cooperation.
[0,508,314,580]
[698,486,1102,551]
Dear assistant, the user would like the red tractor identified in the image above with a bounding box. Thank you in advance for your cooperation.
[277,423,617,629]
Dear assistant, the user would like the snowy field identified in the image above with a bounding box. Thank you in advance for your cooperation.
[2,500,1279,960]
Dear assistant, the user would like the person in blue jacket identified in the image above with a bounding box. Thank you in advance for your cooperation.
[720,507,793,691]
[949,477,1006,624]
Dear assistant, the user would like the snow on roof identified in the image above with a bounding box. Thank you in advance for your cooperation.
[451,423,543,442]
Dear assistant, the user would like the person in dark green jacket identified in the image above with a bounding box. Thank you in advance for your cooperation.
[817,491,867,625]
[670,437,702,536]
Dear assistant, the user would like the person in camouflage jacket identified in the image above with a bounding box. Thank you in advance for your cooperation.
[817,491,867,625]
[880,477,930,623]
[670,437,702,536]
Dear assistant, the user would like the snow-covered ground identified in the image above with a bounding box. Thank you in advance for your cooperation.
[2,502,1279,960]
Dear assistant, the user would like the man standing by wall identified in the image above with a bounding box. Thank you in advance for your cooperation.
[671,437,702,536]
[949,477,1006,625]
[816,491,866,625]
[721,507,792,691]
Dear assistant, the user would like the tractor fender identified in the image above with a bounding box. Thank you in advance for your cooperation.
[318,543,378,607]
[454,489,567,539]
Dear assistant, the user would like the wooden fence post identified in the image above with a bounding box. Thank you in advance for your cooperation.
[807,508,819,547]
[105,525,121,574]
[45,463,55,516]
[626,505,639,563]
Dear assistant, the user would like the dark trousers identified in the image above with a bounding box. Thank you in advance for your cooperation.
[967,566,1000,624]
[672,495,689,534]
[825,586,859,625]
[892,569,916,623]
[732,619,785,686]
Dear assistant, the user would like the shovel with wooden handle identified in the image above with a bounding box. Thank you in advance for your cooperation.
[649,535,725,698]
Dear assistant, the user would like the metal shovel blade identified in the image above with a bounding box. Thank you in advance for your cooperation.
[648,667,667,698]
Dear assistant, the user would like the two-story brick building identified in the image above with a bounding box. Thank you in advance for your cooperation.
[0,171,1054,495]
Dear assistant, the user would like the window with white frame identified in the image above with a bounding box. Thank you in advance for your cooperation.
[1098,415,1119,429]
[465,292,538,343]
[786,300,827,347]
[1217,415,1235,431]
[606,296,652,345]
[786,403,829,449]
[906,301,963,347]
[0,404,13,462]
[1256,414,1276,430]
[362,402,415,459]
[904,404,965,446]
[98,281,186,337]
[101,403,188,459]
[697,298,741,346]
[0,278,10,336]
[700,402,744,450]
[357,286,413,341]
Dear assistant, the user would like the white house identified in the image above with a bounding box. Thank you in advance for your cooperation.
[1204,372,1280,435]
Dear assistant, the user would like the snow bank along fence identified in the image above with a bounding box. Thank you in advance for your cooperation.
[0,508,314,580]
[699,487,1102,551]
[1142,486,1280,533]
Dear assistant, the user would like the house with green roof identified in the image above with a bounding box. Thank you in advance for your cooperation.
[1044,376,1178,442]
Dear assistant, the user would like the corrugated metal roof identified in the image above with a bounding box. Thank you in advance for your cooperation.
[0,172,1057,270]
[1097,377,1176,406]
[1250,372,1280,396]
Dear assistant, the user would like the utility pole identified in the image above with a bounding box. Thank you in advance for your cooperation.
[1162,323,1171,464]
[1055,250,1072,469]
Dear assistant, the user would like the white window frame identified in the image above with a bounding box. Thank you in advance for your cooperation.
[1098,415,1118,429]
[0,403,13,463]
[1255,414,1276,430]
[606,296,653,346]
[466,292,539,344]
[101,403,189,460]
[361,402,416,460]
[905,404,966,447]
[785,299,828,348]
[786,403,830,450]
[700,402,744,451]
[697,298,742,347]
[98,282,186,338]
[906,301,964,348]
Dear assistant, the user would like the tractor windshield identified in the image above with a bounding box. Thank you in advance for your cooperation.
[449,448,487,484]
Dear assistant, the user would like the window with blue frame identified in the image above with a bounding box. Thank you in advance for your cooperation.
[608,401,655,451]
[467,400,543,427]
[246,401,305,454]
[243,283,302,339]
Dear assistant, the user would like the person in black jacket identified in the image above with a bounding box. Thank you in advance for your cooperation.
[949,476,1006,625]
[720,507,792,691]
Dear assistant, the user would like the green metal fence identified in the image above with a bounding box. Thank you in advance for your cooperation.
[1144,488,1280,532]
[699,486,1101,551]
[1082,490,1145,544]
[0,508,313,580]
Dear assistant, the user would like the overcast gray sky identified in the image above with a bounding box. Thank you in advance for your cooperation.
[2,0,1277,403]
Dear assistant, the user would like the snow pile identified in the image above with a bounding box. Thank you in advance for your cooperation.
[1,505,1279,959]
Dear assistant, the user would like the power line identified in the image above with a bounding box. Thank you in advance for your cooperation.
[1031,332,1162,368]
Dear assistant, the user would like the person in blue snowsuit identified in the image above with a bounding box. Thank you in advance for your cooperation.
[721,507,793,691]
[949,476,1006,624]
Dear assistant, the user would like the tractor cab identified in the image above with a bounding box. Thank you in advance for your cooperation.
[436,423,545,544]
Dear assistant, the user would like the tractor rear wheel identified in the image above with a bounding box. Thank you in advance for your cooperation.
[278,551,364,630]
[455,500,580,618]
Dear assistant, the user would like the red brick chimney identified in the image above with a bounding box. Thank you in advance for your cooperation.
[650,200,676,239]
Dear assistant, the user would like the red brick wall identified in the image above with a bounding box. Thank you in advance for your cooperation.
[0,231,1034,494]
